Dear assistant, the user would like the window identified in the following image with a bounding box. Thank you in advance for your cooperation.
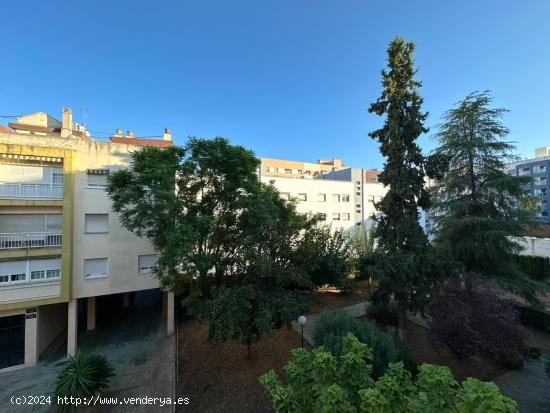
[280,192,291,200]
[84,258,108,278]
[52,172,64,185]
[534,176,547,185]
[355,181,361,185]
[356,192,361,196]
[317,193,326,202]
[342,213,350,221]
[367,196,375,203]
[284,168,292,174]
[138,254,158,273]
[332,194,340,203]
[30,270,45,280]
[297,193,307,201]
[332,213,341,221]
[534,165,547,174]
[87,174,108,188]
[46,269,60,279]
[342,194,350,202]
[297,170,303,175]
[85,214,109,233]
[10,274,25,282]
[318,213,327,221]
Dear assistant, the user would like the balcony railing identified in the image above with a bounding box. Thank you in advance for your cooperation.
[0,183,63,199]
[0,233,62,250]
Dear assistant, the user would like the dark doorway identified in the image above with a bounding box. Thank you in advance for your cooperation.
[0,314,25,369]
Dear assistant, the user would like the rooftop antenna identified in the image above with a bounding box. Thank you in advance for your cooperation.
[80,107,88,128]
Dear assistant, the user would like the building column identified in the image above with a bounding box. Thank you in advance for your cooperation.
[86,297,96,331]
[166,291,174,336]
[24,309,39,367]
[67,299,78,357]
[123,292,130,308]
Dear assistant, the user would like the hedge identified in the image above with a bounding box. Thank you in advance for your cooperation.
[513,255,550,282]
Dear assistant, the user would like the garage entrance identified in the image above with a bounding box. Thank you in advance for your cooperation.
[0,314,25,369]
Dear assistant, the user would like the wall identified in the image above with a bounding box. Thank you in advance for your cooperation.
[37,302,66,355]
[514,236,550,258]
[262,176,356,231]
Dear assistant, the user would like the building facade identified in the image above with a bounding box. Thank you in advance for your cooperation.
[0,109,174,370]
[507,147,550,223]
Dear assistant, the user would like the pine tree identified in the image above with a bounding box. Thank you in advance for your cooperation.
[368,37,440,341]
[431,91,543,303]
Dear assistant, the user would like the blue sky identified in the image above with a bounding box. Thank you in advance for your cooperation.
[1,0,549,169]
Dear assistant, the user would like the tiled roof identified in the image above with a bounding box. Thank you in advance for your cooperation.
[109,137,173,148]
[0,125,15,133]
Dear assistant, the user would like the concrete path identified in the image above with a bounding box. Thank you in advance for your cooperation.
[495,356,550,413]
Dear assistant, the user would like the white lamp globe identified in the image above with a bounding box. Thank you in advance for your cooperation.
[298,315,307,325]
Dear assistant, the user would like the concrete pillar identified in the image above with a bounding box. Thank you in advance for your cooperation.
[67,299,78,357]
[123,292,130,308]
[86,297,96,331]
[24,310,39,367]
[166,291,174,336]
[162,291,167,316]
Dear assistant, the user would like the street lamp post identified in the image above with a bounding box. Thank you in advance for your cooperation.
[298,315,307,348]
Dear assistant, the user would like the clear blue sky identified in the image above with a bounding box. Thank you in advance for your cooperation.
[2,0,549,169]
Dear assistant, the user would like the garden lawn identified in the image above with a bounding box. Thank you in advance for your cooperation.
[177,319,310,413]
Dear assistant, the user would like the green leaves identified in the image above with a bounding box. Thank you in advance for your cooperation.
[54,351,115,413]
[261,334,517,413]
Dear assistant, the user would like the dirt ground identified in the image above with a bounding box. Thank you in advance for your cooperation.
[177,319,309,413]
[309,279,372,314]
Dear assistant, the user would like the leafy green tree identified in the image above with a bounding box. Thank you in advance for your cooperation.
[431,91,543,302]
[297,225,351,288]
[368,37,443,340]
[107,138,315,354]
[347,224,376,261]
[261,333,518,413]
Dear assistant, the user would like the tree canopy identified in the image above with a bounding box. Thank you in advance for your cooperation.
[367,37,444,340]
[430,91,543,302]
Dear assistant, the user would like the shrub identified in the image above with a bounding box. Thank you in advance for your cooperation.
[365,300,399,327]
[545,357,550,379]
[513,255,550,282]
[54,351,115,413]
[515,304,550,332]
[429,274,527,362]
[312,309,415,378]
[496,349,524,370]
[261,333,518,413]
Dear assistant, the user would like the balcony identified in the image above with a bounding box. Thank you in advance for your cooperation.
[0,183,63,199]
[0,233,62,250]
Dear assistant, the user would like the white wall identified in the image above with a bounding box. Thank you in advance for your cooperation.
[514,236,550,258]
[262,176,356,232]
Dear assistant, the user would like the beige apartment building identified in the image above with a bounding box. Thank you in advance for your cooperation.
[0,109,174,370]
[259,157,349,179]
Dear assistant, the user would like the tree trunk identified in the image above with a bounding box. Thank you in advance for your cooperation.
[397,300,407,343]
[246,342,252,359]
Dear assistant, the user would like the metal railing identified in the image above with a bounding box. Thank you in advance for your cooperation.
[0,183,63,199]
[0,233,62,249]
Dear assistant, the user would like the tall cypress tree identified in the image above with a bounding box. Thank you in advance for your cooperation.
[368,37,439,341]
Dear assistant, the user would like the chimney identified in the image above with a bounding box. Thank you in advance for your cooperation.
[126,130,134,138]
[115,128,123,136]
[163,128,172,141]
[61,108,73,138]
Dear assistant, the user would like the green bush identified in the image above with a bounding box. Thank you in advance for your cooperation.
[261,333,518,413]
[515,304,550,332]
[365,300,399,327]
[513,255,550,282]
[312,309,415,378]
[54,351,115,413]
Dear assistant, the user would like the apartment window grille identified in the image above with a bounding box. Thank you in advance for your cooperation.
[332,194,340,203]
[332,213,341,221]
[297,193,307,201]
[342,194,350,202]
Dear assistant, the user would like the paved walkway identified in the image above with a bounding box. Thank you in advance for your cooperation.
[495,356,550,413]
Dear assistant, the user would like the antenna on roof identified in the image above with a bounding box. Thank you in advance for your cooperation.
[80,107,88,128]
